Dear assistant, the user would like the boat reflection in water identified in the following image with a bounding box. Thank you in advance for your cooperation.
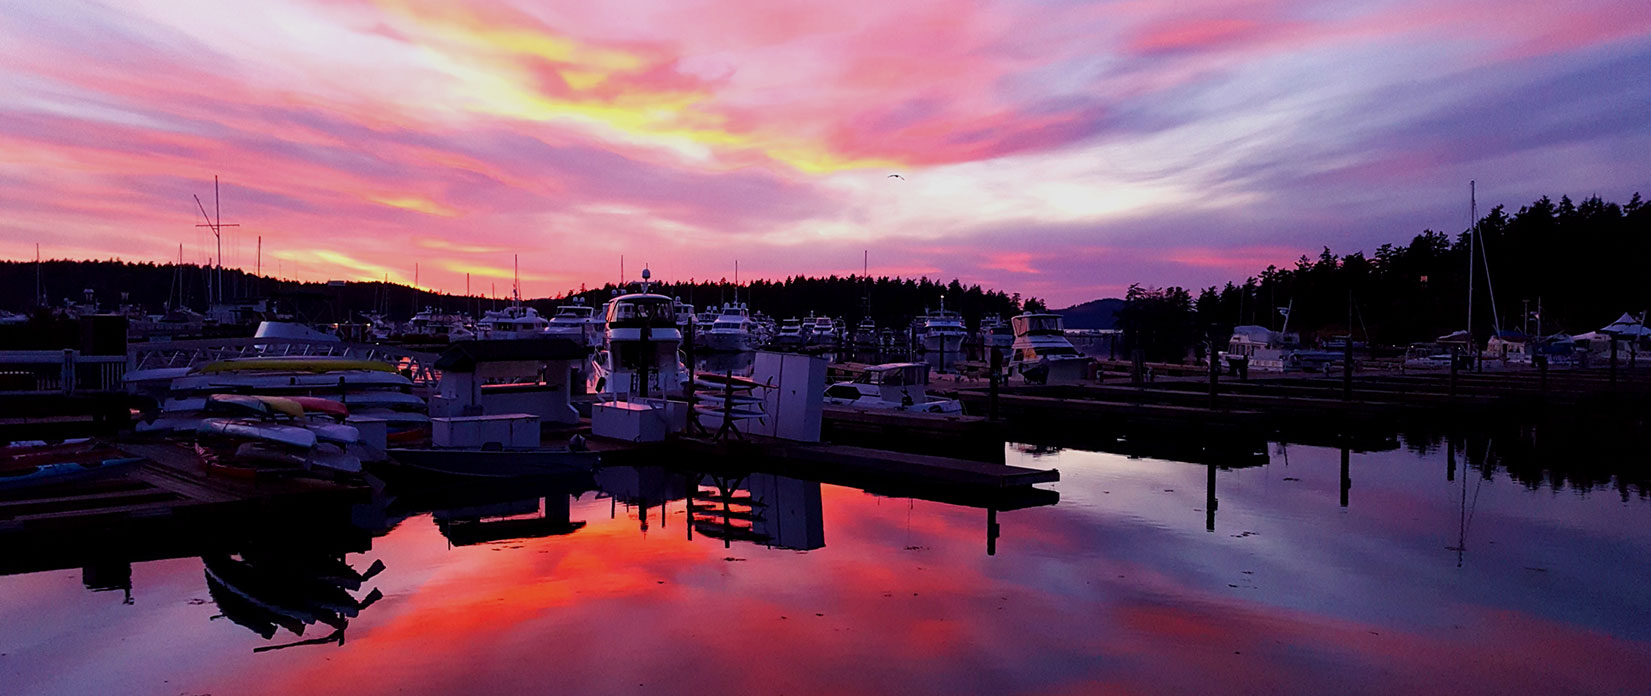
[6,421,1651,695]
[202,548,384,651]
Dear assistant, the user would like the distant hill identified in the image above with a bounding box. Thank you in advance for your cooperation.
[1054,298,1123,329]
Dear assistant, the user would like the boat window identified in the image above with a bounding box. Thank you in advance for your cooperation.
[825,385,862,399]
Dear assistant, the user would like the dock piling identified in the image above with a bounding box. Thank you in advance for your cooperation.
[988,348,1001,421]
[1207,341,1218,410]
[1342,336,1353,401]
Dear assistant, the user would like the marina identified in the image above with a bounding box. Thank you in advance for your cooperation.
[3,2,1651,691]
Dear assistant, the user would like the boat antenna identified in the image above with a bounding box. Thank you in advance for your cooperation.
[35,243,42,308]
[513,254,521,307]
[193,175,239,305]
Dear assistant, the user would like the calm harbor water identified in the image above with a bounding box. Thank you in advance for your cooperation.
[3,435,1648,695]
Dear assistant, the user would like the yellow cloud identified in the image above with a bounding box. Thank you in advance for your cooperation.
[370,195,460,217]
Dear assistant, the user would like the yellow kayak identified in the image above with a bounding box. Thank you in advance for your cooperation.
[196,358,398,374]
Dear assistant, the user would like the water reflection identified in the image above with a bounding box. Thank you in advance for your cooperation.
[3,425,1650,695]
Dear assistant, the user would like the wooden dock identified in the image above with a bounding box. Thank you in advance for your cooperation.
[821,405,1004,460]
[0,440,369,551]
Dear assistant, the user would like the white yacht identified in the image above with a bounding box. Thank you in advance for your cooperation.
[978,314,1013,352]
[703,302,758,352]
[809,315,842,345]
[404,307,469,341]
[823,363,962,414]
[920,306,967,354]
[773,318,811,348]
[690,310,716,345]
[1218,324,1302,371]
[588,270,688,398]
[542,299,605,349]
[1008,313,1089,384]
[476,305,549,340]
[851,317,879,346]
[674,299,696,333]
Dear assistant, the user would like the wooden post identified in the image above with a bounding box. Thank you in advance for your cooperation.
[60,349,76,395]
[1610,338,1619,386]
[988,347,1001,421]
[1449,346,1459,400]
[1340,445,1351,508]
[1207,340,1218,410]
[1205,462,1217,532]
[1131,348,1145,386]
[986,508,999,556]
[1537,353,1548,402]
[1342,335,1353,401]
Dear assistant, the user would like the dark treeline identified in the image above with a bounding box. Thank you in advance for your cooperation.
[556,275,1036,328]
[0,259,1038,329]
[1119,193,1651,362]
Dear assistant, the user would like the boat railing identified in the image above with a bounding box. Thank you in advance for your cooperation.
[0,350,127,395]
[127,338,442,386]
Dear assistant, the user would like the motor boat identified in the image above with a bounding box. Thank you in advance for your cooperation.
[541,300,605,349]
[978,314,1013,353]
[476,305,549,340]
[852,317,879,347]
[823,363,962,414]
[920,306,966,355]
[809,315,842,345]
[1218,324,1302,372]
[772,318,812,348]
[403,308,470,342]
[588,269,689,398]
[702,302,758,352]
[674,299,696,333]
[1008,313,1089,384]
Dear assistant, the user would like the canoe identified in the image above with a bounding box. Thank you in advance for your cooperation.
[197,357,398,374]
[0,456,144,490]
[198,419,317,450]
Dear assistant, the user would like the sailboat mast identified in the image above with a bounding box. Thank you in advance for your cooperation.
[1467,180,1476,342]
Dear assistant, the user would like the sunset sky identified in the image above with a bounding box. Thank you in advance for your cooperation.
[1,0,1647,306]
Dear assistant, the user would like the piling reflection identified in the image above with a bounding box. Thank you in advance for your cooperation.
[5,423,1651,695]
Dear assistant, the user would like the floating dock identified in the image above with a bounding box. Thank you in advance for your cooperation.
[0,441,369,545]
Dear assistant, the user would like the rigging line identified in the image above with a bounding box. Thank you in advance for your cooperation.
[1465,438,1492,531]
[1475,204,1503,334]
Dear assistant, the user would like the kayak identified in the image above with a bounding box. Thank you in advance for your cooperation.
[0,456,144,489]
[171,372,412,393]
[196,358,399,374]
[198,419,317,450]
[287,397,348,419]
[206,394,304,419]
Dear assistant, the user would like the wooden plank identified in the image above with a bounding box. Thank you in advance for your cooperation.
[0,488,178,519]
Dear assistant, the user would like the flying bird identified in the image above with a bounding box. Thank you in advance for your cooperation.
[887,174,904,180]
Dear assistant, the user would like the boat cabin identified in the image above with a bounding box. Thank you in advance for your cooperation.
[826,363,933,403]
[430,339,588,424]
